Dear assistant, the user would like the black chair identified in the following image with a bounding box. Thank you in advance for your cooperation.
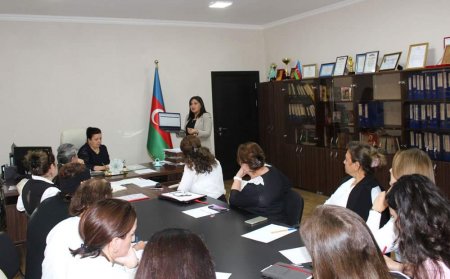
[284,189,304,226]
[0,232,20,279]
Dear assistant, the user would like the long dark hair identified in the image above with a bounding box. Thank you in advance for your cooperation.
[135,228,215,279]
[300,205,391,279]
[180,135,216,174]
[187,96,207,121]
[70,199,136,259]
[387,174,450,279]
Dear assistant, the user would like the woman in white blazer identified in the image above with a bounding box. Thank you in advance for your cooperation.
[184,96,212,150]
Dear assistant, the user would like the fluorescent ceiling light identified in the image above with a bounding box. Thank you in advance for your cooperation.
[209,1,233,8]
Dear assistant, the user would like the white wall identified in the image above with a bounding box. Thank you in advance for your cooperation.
[263,0,450,76]
[0,21,265,165]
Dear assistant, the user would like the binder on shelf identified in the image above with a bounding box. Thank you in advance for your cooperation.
[437,72,445,99]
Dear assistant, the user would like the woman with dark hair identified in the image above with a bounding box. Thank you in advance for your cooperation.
[183,96,212,149]
[77,127,110,171]
[17,150,59,215]
[385,174,450,279]
[67,199,139,278]
[42,179,113,279]
[325,141,386,222]
[301,205,396,279]
[25,162,91,279]
[135,228,215,279]
[368,148,435,253]
[229,142,291,223]
[178,135,225,200]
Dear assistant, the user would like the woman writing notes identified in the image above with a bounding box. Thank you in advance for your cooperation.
[178,135,225,201]
[184,96,212,149]
[78,127,110,171]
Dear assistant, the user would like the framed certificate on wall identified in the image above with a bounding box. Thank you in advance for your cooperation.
[363,51,379,73]
[406,42,428,69]
[319,63,335,77]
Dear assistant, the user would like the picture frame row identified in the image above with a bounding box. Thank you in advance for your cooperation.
[303,42,431,79]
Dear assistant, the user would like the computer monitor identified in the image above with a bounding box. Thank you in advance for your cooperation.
[13,146,53,175]
[158,112,182,132]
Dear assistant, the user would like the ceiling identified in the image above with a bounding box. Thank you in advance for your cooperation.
[0,0,359,27]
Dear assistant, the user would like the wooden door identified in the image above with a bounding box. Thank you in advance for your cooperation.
[212,71,259,179]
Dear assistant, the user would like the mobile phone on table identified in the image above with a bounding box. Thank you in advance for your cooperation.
[208,204,229,213]
[245,216,268,226]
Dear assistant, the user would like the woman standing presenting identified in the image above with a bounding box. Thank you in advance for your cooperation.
[184,96,212,149]
[78,127,110,171]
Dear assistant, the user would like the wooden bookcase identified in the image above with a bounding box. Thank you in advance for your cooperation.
[258,67,450,198]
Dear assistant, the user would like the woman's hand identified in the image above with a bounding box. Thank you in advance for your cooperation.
[187,128,198,136]
[384,255,403,272]
[372,191,387,213]
[235,167,247,178]
[132,241,146,251]
[114,246,139,269]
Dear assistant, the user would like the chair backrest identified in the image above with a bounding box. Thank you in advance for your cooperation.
[284,189,304,226]
[60,129,86,150]
[0,232,20,279]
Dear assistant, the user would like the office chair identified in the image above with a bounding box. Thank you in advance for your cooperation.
[0,232,20,279]
[60,129,85,150]
[284,189,304,227]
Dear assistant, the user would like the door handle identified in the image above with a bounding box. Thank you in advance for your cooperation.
[218,127,228,132]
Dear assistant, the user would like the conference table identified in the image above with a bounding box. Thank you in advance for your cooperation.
[123,195,304,278]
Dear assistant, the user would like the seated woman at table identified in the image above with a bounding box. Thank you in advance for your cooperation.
[42,178,113,279]
[16,150,59,216]
[300,205,398,279]
[385,174,450,279]
[325,141,386,222]
[229,142,291,224]
[78,127,110,171]
[135,228,215,279]
[368,148,435,253]
[67,199,140,279]
[25,162,91,279]
[178,135,225,201]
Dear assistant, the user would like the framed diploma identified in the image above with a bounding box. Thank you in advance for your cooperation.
[445,36,450,49]
[319,63,335,77]
[303,64,317,78]
[379,52,402,71]
[363,51,379,73]
[443,45,450,65]
[355,53,366,74]
[406,42,428,69]
[333,56,348,76]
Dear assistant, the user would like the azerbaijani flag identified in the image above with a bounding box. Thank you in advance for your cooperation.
[146,63,173,160]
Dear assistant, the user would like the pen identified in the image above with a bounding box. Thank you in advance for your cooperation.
[276,263,312,275]
[194,199,208,205]
[271,228,297,234]
[382,246,387,254]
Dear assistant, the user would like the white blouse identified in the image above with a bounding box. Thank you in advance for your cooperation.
[324,177,381,207]
[177,159,225,199]
[42,216,82,279]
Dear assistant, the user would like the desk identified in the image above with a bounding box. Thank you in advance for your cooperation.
[1,162,184,244]
[132,197,303,278]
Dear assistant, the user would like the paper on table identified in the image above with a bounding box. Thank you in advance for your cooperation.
[134,168,157,175]
[110,183,127,193]
[116,193,149,202]
[242,224,296,243]
[215,272,232,279]
[182,206,218,218]
[126,164,147,171]
[132,178,159,188]
[164,147,182,153]
[279,247,312,264]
